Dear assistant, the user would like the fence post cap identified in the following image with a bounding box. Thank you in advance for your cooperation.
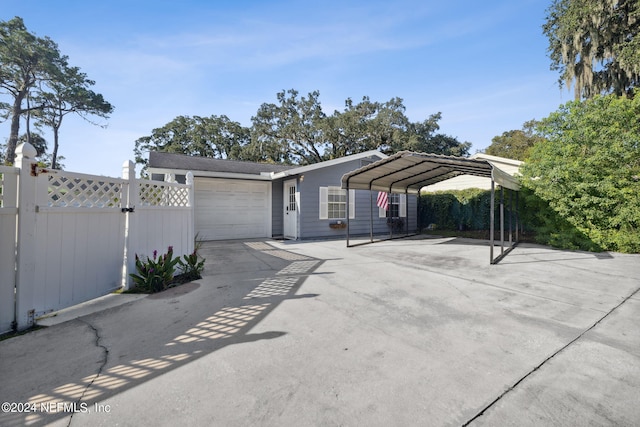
[15,142,37,160]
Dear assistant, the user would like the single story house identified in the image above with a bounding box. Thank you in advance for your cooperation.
[148,150,417,241]
[422,153,523,192]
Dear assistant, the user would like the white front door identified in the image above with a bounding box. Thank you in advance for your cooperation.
[283,179,297,239]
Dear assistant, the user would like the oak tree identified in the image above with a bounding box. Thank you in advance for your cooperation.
[134,115,251,174]
[485,120,545,160]
[544,0,640,99]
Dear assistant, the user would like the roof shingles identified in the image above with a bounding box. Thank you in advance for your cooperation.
[148,151,295,175]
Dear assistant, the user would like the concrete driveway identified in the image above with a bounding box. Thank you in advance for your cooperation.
[1,237,639,426]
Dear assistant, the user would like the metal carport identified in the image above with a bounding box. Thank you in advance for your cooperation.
[341,151,521,264]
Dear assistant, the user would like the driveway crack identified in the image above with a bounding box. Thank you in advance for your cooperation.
[461,284,640,426]
[67,318,109,426]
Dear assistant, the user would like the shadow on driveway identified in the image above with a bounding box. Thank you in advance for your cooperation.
[0,240,323,427]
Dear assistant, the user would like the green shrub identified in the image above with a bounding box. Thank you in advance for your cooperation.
[420,188,498,231]
[130,246,181,293]
[523,93,640,253]
[177,250,206,282]
[420,186,606,252]
[129,245,207,292]
[420,95,640,255]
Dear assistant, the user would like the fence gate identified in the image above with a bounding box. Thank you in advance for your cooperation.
[8,145,194,332]
[28,169,129,320]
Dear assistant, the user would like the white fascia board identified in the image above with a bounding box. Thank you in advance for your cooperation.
[270,150,387,179]
[148,167,273,181]
[471,153,523,166]
[492,167,520,190]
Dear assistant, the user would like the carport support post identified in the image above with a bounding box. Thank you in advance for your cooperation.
[388,188,393,240]
[346,182,350,247]
[369,187,374,243]
[417,189,422,232]
[500,186,504,256]
[515,190,519,242]
[490,180,495,264]
[509,189,513,246]
[405,189,409,236]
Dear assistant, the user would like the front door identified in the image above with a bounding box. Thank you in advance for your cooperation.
[283,179,297,239]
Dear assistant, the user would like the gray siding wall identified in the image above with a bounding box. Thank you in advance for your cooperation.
[295,158,418,240]
[271,177,285,237]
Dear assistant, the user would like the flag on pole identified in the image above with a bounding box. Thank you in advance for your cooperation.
[377,191,389,210]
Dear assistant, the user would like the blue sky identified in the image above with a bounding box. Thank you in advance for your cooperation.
[2,0,570,177]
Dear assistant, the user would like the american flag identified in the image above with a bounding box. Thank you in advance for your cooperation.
[377,191,389,210]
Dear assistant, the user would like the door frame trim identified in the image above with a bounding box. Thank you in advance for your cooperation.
[283,179,298,240]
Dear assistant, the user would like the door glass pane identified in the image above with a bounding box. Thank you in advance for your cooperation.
[289,186,296,211]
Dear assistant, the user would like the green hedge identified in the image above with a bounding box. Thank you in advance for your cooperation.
[419,188,497,231]
[522,93,640,254]
[420,186,628,253]
[516,187,603,252]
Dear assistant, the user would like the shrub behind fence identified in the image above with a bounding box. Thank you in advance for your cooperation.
[419,188,494,231]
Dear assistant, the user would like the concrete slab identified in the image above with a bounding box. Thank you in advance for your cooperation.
[0,237,638,426]
[473,298,640,426]
[37,293,147,327]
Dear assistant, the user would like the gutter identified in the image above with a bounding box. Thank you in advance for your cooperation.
[148,168,274,181]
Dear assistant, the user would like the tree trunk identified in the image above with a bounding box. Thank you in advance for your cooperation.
[5,94,25,165]
[52,127,60,170]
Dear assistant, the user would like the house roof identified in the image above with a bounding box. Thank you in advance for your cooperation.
[148,150,388,180]
[148,151,295,176]
[270,150,387,179]
[470,153,523,179]
[341,151,520,194]
[421,153,523,192]
[470,152,523,166]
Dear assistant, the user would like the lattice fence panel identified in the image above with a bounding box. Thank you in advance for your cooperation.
[138,181,190,207]
[47,175,123,208]
[0,168,15,208]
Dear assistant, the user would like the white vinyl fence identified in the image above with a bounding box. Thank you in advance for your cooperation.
[0,165,19,334]
[0,143,194,333]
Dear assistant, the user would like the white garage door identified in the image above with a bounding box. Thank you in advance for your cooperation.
[195,178,271,240]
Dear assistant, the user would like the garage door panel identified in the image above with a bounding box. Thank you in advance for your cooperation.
[198,224,268,241]
[195,178,270,240]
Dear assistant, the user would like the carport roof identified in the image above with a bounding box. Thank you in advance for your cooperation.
[341,151,520,194]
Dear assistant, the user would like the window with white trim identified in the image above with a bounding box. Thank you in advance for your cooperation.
[379,193,406,218]
[319,187,355,219]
